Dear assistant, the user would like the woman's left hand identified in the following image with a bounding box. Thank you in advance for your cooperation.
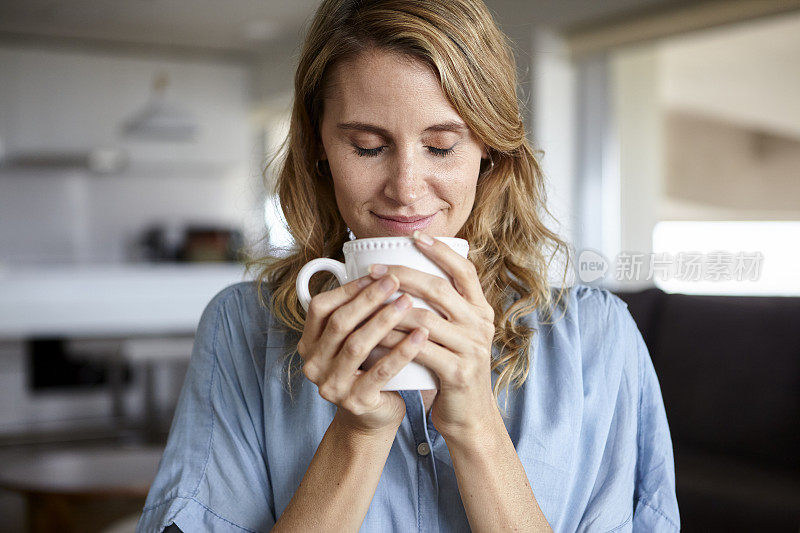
[369,230,498,441]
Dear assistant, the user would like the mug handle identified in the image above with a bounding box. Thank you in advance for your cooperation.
[296,258,349,312]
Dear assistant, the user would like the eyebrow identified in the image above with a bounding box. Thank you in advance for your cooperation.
[336,120,468,136]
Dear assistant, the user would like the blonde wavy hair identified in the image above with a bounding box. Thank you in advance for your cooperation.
[245,0,571,416]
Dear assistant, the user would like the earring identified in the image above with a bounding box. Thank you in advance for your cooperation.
[315,159,328,176]
[480,155,494,178]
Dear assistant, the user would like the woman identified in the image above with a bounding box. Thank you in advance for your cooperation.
[138,0,679,531]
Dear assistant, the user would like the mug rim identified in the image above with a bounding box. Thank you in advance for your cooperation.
[343,236,468,253]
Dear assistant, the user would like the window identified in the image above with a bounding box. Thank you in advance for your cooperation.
[652,221,800,296]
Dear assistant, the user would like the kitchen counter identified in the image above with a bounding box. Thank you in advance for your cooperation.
[0,263,252,338]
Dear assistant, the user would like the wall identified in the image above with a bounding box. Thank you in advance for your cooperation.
[0,45,264,265]
[612,43,664,278]
[664,110,800,216]
[659,11,800,140]
[658,12,800,221]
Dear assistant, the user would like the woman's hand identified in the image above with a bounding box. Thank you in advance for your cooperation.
[297,273,429,436]
[370,231,498,442]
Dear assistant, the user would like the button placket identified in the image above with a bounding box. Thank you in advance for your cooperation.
[399,389,440,532]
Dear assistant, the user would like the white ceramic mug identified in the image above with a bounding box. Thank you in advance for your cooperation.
[296,236,469,390]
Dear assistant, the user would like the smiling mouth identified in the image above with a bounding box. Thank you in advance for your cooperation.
[374,213,436,222]
[371,211,439,233]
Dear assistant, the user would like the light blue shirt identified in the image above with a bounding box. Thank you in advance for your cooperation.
[137,282,679,532]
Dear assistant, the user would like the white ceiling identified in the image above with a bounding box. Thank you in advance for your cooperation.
[0,0,692,57]
[0,0,322,56]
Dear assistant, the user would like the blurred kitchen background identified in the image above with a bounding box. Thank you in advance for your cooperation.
[0,1,798,531]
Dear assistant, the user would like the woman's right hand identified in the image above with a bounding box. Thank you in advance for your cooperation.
[297,273,429,436]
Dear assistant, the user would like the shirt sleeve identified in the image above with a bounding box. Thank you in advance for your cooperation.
[631,311,680,532]
[136,284,275,533]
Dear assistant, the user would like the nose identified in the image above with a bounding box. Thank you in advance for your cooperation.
[382,147,426,205]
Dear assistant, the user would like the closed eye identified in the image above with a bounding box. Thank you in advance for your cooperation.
[427,146,454,157]
[351,145,455,158]
[352,145,385,158]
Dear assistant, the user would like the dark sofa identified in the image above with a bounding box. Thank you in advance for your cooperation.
[613,287,800,531]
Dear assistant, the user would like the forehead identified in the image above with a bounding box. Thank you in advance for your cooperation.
[323,49,460,124]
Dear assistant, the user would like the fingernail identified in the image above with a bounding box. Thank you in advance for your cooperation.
[413,230,434,246]
[411,327,428,343]
[356,276,371,288]
[370,264,388,277]
[380,274,396,292]
[393,294,412,311]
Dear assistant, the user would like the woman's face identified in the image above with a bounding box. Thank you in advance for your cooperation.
[318,48,488,239]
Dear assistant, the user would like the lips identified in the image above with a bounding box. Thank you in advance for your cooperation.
[375,214,435,222]
[372,211,438,234]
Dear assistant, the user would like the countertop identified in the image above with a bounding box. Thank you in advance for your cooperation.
[0,263,252,338]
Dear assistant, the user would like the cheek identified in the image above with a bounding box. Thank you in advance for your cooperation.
[330,163,383,212]
[334,167,378,196]
[456,183,478,213]
[440,167,478,202]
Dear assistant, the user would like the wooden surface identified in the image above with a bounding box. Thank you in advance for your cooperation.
[0,446,163,533]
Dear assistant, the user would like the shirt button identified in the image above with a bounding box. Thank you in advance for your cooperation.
[417,442,431,456]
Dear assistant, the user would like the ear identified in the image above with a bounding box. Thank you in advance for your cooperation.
[481,145,490,160]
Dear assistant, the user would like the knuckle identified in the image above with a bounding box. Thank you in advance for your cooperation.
[451,366,468,387]
[369,282,392,300]
[373,362,393,381]
[317,383,331,401]
[347,279,365,294]
[341,338,366,359]
[318,382,340,403]
[302,362,318,382]
[376,307,399,327]
[307,296,327,317]
[414,309,435,329]
[327,312,348,335]
[432,278,450,298]
[342,397,365,416]
[380,330,400,348]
